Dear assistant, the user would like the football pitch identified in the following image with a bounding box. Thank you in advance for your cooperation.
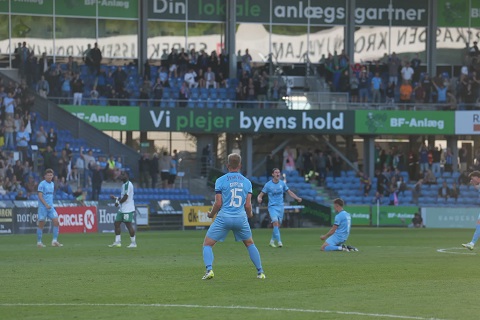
[0,228,478,320]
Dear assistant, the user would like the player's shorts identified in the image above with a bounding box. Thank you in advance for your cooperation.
[115,211,134,223]
[206,215,252,242]
[38,206,58,221]
[268,205,284,223]
[326,234,346,247]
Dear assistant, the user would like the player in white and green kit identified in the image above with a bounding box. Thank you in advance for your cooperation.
[108,171,137,248]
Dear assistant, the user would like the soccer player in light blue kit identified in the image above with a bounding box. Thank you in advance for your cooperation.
[462,171,480,250]
[320,198,352,251]
[37,168,63,248]
[257,168,302,248]
[202,153,265,280]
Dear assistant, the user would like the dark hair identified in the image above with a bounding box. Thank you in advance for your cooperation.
[271,168,280,174]
[469,171,480,179]
[333,198,344,207]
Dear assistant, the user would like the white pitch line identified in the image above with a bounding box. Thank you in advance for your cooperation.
[0,303,448,320]
[437,247,476,255]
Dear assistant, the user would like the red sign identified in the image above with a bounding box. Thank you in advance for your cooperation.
[56,206,98,233]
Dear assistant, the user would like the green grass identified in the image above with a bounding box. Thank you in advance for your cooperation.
[0,228,478,320]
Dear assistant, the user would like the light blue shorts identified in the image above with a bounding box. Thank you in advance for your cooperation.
[268,206,284,223]
[38,206,58,221]
[326,234,346,247]
[206,215,252,242]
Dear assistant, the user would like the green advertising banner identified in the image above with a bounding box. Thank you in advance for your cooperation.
[0,0,137,18]
[141,108,354,133]
[60,105,139,131]
[343,205,371,226]
[371,206,418,227]
[422,207,479,228]
[148,0,427,26]
[437,0,480,28]
[11,0,53,15]
[355,110,455,135]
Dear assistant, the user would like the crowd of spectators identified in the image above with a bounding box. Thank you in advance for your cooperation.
[17,40,289,109]
[320,44,480,110]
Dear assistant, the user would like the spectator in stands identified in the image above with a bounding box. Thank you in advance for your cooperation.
[89,85,99,105]
[57,176,72,195]
[331,153,343,178]
[72,186,87,203]
[66,55,79,75]
[314,149,329,186]
[159,151,172,188]
[0,177,7,195]
[371,72,383,104]
[42,145,54,171]
[168,153,177,188]
[104,154,116,181]
[241,49,252,74]
[16,123,29,161]
[444,147,454,173]
[24,175,37,197]
[458,170,470,185]
[15,189,27,200]
[399,80,413,109]
[388,184,399,206]
[3,91,15,118]
[179,81,190,108]
[349,71,359,103]
[269,80,282,108]
[412,179,423,205]
[387,52,401,85]
[168,48,178,78]
[360,173,372,196]
[283,146,295,173]
[358,69,369,103]
[459,146,468,172]
[90,42,102,75]
[160,49,169,68]
[204,66,216,89]
[149,153,159,188]
[83,43,93,70]
[196,68,206,88]
[438,181,451,201]
[217,71,229,89]
[421,73,432,103]
[423,169,437,185]
[235,82,246,108]
[46,128,57,150]
[112,66,127,92]
[38,52,52,77]
[3,115,15,151]
[432,78,448,105]
[385,81,395,105]
[401,61,414,84]
[152,78,164,107]
[409,213,424,228]
[410,53,422,83]
[450,182,460,201]
[138,153,150,188]
[60,72,72,104]
[184,68,198,88]
[71,73,84,106]
[36,75,49,98]
[91,163,103,201]
[75,155,84,184]
[413,82,425,104]
[80,147,96,187]
[371,191,383,204]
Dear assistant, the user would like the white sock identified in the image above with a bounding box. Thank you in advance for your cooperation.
[131,236,136,243]
[115,235,121,243]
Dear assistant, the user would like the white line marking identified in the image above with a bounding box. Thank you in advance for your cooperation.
[437,247,476,255]
[0,303,448,320]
